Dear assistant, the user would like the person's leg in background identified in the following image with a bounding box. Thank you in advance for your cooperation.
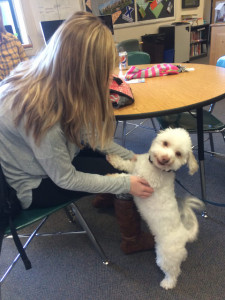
[114,194,154,254]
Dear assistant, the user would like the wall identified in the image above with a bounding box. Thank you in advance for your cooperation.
[20,0,205,56]
[204,0,212,24]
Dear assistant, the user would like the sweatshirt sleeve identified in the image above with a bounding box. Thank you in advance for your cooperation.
[21,124,131,195]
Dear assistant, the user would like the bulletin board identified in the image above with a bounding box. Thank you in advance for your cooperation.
[85,0,135,24]
[84,0,175,26]
[136,0,174,22]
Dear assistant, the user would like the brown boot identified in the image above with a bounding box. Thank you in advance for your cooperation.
[114,196,155,254]
[92,193,115,208]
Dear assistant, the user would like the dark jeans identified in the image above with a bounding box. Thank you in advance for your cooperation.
[29,148,119,209]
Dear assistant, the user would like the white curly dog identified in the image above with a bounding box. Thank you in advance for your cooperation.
[107,128,204,290]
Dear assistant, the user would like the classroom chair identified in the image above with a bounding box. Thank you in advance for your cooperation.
[216,55,225,68]
[0,172,109,284]
[117,39,141,52]
[127,51,150,65]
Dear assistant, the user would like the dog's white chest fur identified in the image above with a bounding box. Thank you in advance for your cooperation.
[132,154,180,236]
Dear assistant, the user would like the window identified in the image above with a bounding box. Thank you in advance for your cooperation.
[0,0,29,44]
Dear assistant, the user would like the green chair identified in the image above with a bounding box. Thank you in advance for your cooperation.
[1,196,109,284]
[127,51,150,65]
[117,39,141,52]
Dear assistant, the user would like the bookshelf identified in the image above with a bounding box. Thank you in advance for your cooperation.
[189,24,209,60]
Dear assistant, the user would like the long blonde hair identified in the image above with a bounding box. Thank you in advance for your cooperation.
[1,11,117,149]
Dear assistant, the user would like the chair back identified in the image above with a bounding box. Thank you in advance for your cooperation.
[127,51,151,65]
[117,39,140,52]
[216,56,225,68]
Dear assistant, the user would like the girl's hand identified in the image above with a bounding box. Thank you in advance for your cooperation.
[131,155,137,162]
[129,175,154,198]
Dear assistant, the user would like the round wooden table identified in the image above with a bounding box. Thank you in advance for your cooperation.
[114,63,225,120]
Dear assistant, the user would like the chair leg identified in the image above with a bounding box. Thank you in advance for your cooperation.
[122,120,127,146]
[222,129,225,143]
[151,118,158,132]
[204,130,225,160]
[120,119,158,146]
[209,133,215,154]
[68,203,109,265]
[0,216,49,284]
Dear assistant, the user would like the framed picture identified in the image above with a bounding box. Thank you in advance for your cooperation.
[182,0,200,9]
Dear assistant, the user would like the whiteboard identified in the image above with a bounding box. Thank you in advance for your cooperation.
[37,0,83,21]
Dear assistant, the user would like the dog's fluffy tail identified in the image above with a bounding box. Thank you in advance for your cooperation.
[178,196,205,242]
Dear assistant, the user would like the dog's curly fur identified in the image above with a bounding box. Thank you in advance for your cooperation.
[107,128,204,290]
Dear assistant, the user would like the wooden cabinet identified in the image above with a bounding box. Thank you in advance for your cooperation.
[189,24,209,60]
[209,23,225,65]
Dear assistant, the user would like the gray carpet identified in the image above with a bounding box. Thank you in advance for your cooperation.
[1,79,225,299]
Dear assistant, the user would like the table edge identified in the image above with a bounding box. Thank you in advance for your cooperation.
[115,93,225,121]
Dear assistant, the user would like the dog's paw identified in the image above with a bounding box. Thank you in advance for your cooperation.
[160,277,177,290]
[106,154,120,168]
[106,154,134,173]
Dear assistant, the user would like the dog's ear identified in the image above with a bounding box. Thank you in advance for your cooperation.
[187,151,199,175]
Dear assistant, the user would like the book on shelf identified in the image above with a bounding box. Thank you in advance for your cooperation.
[190,44,203,57]
[191,30,206,43]
[181,15,204,26]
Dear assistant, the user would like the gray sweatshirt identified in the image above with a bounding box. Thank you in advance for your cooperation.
[0,92,134,209]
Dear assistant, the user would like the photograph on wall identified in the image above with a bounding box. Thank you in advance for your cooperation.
[136,0,174,22]
[84,0,135,24]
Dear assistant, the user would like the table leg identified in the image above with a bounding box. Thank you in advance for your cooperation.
[122,120,127,146]
[196,107,208,218]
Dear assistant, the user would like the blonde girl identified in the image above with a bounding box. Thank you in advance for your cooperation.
[0,11,154,254]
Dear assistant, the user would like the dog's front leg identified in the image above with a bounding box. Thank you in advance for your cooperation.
[106,154,135,173]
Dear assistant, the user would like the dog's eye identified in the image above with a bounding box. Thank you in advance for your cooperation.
[176,151,182,157]
[163,141,168,147]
